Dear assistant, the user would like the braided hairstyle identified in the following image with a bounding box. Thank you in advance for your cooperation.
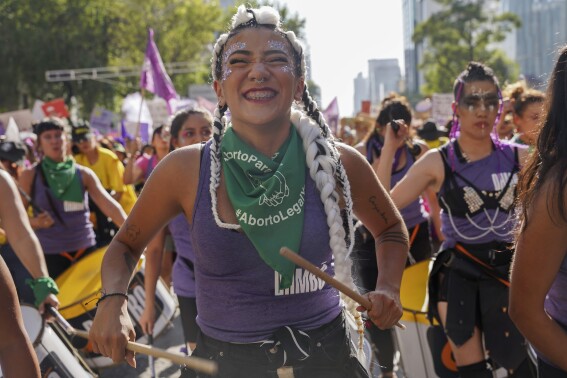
[209,4,363,351]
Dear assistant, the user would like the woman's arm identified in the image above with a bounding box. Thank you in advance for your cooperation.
[0,170,59,312]
[376,122,444,210]
[340,144,408,329]
[89,146,201,366]
[81,167,127,227]
[0,256,40,378]
[510,179,567,370]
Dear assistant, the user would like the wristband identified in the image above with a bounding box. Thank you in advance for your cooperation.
[26,276,59,307]
[96,292,129,307]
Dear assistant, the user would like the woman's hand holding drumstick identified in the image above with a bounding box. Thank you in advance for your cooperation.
[47,306,218,375]
[280,247,405,330]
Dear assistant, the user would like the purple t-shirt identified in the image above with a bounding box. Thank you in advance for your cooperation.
[168,214,196,298]
[33,167,96,254]
[190,141,341,342]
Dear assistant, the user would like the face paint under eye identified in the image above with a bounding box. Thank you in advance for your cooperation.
[268,40,296,77]
[222,42,246,81]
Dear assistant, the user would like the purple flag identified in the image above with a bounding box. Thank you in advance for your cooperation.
[140,28,178,114]
[323,97,339,136]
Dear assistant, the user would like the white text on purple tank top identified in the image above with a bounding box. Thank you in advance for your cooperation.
[491,172,518,190]
[274,262,328,295]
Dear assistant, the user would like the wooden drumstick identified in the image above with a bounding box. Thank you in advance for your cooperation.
[279,247,405,330]
[47,307,218,375]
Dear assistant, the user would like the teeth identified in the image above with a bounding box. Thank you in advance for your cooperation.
[245,90,274,100]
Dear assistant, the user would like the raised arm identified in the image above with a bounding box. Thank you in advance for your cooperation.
[376,121,444,210]
[340,144,408,329]
[510,179,567,371]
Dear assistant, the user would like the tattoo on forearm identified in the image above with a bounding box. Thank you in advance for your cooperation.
[125,223,140,242]
[369,196,388,224]
[377,231,409,246]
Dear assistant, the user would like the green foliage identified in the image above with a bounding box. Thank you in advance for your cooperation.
[412,0,521,95]
[0,0,224,115]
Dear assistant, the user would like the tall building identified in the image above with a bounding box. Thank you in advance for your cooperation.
[502,0,567,87]
[402,0,443,95]
[368,59,402,106]
[353,73,369,115]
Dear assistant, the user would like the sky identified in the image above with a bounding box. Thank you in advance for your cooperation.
[279,0,405,117]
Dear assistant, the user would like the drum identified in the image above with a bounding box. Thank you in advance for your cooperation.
[55,247,177,369]
[394,259,458,378]
[0,304,92,378]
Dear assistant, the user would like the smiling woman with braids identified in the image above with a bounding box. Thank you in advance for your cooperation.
[88,5,407,377]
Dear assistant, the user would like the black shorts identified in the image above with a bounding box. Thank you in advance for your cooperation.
[178,296,199,344]
[180,311,369,378]
[427,242,527,371]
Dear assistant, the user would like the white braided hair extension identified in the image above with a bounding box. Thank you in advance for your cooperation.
[209,5,364,356]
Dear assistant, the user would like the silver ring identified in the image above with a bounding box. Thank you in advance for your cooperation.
[254,77,266,83]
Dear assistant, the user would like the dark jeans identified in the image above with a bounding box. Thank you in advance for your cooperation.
[180,312,369,378]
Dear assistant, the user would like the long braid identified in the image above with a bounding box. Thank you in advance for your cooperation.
[211,4,364,357]
[209,104,239,230]
[299,86,356,254]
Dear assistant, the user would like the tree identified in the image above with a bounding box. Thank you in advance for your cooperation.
[412,0,521,95]
[0,0,224,115]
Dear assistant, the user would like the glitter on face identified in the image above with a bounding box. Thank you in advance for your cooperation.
[268,40,296,77]
[221,42,246,82]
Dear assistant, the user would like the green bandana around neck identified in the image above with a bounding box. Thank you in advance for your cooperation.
[221,125,306,289]
[41,156,83,203]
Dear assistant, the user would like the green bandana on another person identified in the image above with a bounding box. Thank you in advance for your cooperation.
[221,125,306,289]
[41,156,83,203]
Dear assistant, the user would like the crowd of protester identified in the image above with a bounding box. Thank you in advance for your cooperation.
[0,7,565,376]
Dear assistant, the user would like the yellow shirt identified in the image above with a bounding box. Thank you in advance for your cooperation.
[75,147,137,214]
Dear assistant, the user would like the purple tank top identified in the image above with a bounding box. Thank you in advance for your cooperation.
[33,167,96,255]
[190,141,340,342]
[438,141,523,247]
[545,253,567,325]
[391,147,428,229]
[168,214,196,298]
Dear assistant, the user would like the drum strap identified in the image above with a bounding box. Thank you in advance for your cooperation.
[407,223,421,265]
[409,222,420,246]
[454,244,510,287]
[60,247,88,263]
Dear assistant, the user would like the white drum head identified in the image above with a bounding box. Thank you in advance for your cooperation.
[20,304,44,345]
